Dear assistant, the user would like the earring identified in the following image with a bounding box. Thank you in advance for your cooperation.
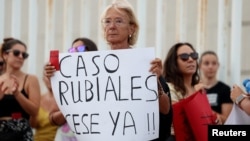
[129,34,132,38]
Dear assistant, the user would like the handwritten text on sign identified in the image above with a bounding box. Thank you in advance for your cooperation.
[51,48,159,141]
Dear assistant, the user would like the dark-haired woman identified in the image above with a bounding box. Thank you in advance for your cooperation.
[0,37,41,141]
[42,37,98,141]
[163,42,200,141]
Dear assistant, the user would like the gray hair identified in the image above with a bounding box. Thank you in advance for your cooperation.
[100,0,139,46]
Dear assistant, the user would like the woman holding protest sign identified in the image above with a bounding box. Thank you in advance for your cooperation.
[44,0,171,140]
[100,0,171,140]
[43,37,98,141]
[0,37,41,141]
[98,0,171,140]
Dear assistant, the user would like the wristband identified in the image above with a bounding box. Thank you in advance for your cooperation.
[235,94,248,105]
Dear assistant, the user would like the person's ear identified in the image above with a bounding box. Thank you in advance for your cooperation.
[129,24,135,36]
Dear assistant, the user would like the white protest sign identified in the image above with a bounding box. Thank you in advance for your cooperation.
[51,47,159,141]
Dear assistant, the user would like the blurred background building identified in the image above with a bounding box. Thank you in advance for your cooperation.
[1,0,249,92]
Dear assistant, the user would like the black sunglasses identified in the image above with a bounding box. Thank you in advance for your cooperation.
[178,52,198,61]
[7,49,29,59]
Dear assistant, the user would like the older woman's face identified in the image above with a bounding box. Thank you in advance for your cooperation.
[177,45,198,76]
[102,8,132,45]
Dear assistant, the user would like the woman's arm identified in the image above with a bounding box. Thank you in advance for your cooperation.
[231,85,250,115]
[150,58,171,115]
[239,98,250,115]
[158,76,170,114]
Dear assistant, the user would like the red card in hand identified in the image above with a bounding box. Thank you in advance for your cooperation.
[50,50,60,70]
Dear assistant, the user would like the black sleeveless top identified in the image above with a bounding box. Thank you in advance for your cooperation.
[0,75,30,119]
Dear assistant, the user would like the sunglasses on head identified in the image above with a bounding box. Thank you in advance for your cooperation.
[68,45,86,53]
[7,49,29,59]
[178,52,198,61]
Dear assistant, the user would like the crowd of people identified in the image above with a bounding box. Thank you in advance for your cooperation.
[0,0,249,141]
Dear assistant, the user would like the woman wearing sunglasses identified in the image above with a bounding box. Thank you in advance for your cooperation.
[163,42,222,141]
[0,37,41,141]
[39,37,98,141]
[162,42,200,141]
[199,51,233,124]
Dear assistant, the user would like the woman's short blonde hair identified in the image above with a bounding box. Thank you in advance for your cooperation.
[100,0,139,46]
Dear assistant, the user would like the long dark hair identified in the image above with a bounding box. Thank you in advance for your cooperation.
[162,42,200,96]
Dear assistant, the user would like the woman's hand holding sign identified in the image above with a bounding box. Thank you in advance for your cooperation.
[44,62,56,78]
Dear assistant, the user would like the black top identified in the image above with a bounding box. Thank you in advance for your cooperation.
[151,76,173,141]
[0,75,30,119]
[205,81,233,114]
